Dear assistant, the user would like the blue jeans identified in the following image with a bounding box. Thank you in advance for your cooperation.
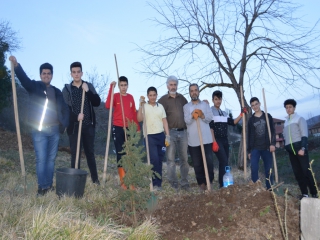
[166,129,189,187]
[31,125,60,190]
[147,133,166,187]
[250,149,273,189]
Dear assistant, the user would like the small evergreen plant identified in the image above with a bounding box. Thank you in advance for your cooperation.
[116,121,155,225]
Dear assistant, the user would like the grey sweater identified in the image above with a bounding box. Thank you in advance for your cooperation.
[283,113,308,147]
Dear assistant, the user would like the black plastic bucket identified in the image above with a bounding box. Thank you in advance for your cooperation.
[56,168,88,198]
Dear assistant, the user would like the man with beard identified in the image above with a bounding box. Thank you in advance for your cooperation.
[158,76,190,191]
[183,83,214,191]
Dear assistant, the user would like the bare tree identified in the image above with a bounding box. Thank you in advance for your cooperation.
[138,0,320,169]
[85,67,110,101]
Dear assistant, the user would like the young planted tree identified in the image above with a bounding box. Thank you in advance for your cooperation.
[115,121,155,226]
[139,0,320,169]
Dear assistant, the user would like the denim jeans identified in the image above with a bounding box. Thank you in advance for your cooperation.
[166,129,189,187]
[188,144,214,185]
[214,138,229,188]
[31,125,60,190]
[250,149,273,189]
[69,124,99,183]
[147,133,166,187]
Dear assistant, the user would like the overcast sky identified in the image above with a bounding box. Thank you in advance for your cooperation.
[3,0,320,120]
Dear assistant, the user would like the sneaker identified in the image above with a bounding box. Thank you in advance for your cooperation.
[153,186,162,192]
[299,194,309,200]
[170,182,179,190]
[181,185,191,192]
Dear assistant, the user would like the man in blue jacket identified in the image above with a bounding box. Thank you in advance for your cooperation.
[9,56,69,196]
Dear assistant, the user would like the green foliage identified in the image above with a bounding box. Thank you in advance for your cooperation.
[0,41,12,112]
[259,206,270,217]
[116,121,155,225]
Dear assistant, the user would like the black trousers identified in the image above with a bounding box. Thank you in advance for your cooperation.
[112,125,126,165]
[69,124,99,183]
[214,138,229,188]
[288,150,317,195]
[188,144,214,185]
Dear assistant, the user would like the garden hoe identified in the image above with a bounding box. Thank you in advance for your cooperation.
[142,102,159,211]
[196,118,211,192]
[10,61,27,194]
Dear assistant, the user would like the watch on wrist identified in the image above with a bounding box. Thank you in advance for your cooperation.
[301,147,305,151]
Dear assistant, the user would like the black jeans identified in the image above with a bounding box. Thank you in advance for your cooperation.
[69,124,99,183]
[288,150,317,195]
[188,144,214,185]
[112,125,126,165]
[214,138,229,188]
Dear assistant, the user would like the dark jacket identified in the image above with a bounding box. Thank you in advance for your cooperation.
[62,81,101,135]
[247,111,276,153]
[14,64,69,133]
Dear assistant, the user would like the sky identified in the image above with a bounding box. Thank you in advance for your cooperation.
[2,0,320,120]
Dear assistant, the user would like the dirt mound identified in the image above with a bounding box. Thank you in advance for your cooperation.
[154,182,300,239]
[0,127,33,151]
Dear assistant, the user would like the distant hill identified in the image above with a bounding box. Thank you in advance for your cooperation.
[307,115,320,127]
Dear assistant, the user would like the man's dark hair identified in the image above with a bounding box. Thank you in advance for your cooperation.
[70,62,82,71]
[189,83,199,91]
[212,90,222,99]
[119,76,128,84]
[284,99,297,108]
[40,63,53,74]
[250,97,260,104]
[147,86,157,95]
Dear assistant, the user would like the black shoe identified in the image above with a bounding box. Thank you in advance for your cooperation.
[298,194,309,200]
[312,194,319,198]
[93,179,100,185]
[170,182,179,190]
[181,185,191,192]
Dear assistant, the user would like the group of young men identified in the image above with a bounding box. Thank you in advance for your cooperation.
[9,56,317,199]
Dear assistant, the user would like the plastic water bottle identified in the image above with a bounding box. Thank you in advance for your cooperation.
[223,166,234,187]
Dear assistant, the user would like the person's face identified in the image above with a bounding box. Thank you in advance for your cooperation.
[118,81,128,94]
[71,67,83,82]
[189,85,199,101]
[40,69,53,86]
[250,100,261,112]
[285,104,295,115]
[147,90,157,103]
[167,80,177,94]
[213,96,222,108]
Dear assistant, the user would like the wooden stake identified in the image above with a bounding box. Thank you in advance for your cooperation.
[114,54,127,141]
[142,104,153,191]
[196,118,211,191]
[240,86,247,179]
[75,88,85,169]
[102,84,115,183]
[262,88,279,183]
[10,62,26,192]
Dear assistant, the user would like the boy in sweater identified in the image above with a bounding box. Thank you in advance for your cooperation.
[105,76,140,188]
[283,99,318,199]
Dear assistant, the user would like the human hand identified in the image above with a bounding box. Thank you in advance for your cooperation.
[139,96,146,107]
[165,135,170,147]
[82,82,89,92]
[212,141,219,152]
[298,149,305,156]
[240,107,248,117]
[192,111,199,120]
[270,145,275,152]
[194,109,204,118]
[9,56,18,67]
[111,81,117,87]
[78,113,84,121]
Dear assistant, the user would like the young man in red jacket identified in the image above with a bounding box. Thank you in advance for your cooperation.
[105,76,140,188]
